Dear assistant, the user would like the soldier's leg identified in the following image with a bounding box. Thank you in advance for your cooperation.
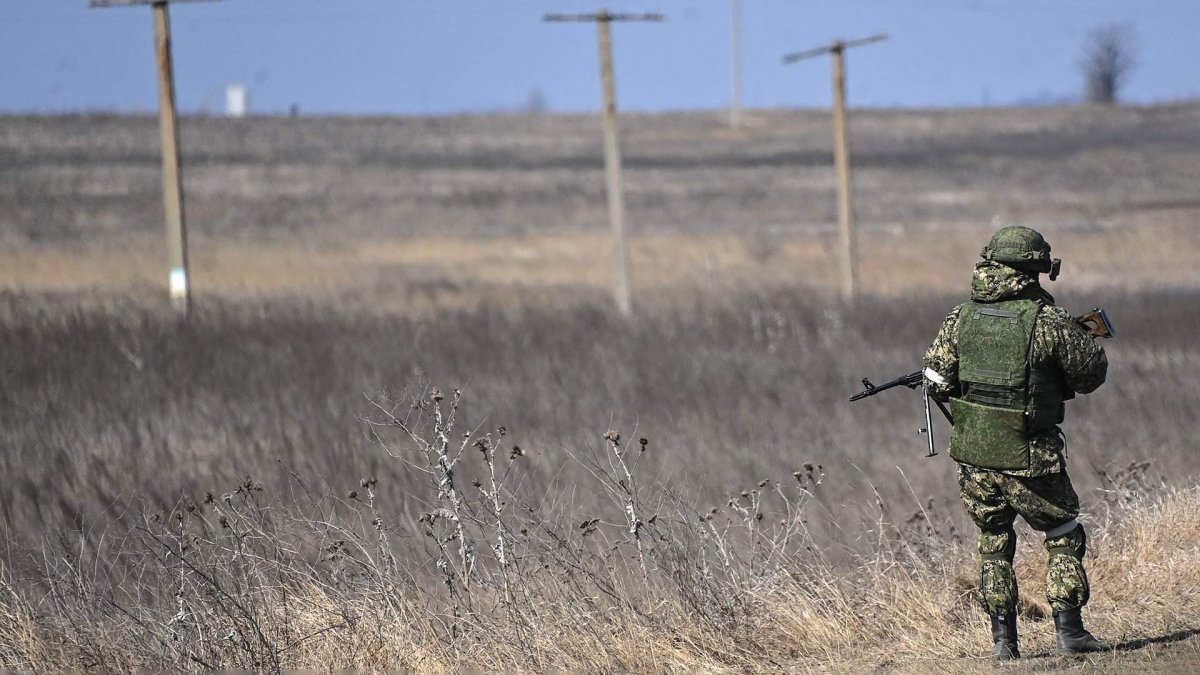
[1045,519,1107,651]
[1000,470,1087,610]
[979,526,1019,615]
[958,464,1022,660]
[958,464,1020,614]
[1044,519,1089,611]
[1004,470,1108,653]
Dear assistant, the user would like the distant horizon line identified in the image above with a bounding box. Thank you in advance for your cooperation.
[3,98,1199,120]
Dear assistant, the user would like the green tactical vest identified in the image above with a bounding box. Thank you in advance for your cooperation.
[949,298,1067,470]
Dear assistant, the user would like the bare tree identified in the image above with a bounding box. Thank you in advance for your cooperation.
[1081,23,1137,105]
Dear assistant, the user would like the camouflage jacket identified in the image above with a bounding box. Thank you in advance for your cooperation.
[923,260,1108,476]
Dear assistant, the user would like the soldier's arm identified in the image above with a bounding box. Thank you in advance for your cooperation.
[923,304,964,401]
[1044,305,1108,394]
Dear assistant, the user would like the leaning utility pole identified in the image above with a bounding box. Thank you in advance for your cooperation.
[784,34,886,301]
[91,0,216,316]
[545,10,663,317]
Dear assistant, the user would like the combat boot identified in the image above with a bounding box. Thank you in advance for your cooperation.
[990,613,1020,660]
[1053,607,1109,654]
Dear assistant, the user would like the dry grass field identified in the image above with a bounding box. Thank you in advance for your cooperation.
[3,104,1200,307]
[1,105,1199,671]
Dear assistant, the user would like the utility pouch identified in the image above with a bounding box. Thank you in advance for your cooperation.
[949,397,1030,470]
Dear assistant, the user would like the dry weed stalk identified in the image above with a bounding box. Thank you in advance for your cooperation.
[365,386,479,634]
[601,430,649,577]
[475,428,516,603]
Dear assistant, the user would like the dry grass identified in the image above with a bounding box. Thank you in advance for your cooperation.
[0,409,1195,671]
[1,285,1194,555]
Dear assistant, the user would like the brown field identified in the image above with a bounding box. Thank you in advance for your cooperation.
[1,105,1198,671]
[3,104,1200,307]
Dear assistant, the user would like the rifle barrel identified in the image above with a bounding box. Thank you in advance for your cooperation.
[848,370,922,402]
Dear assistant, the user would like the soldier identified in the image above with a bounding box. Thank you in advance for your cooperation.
[922,226,1109,660]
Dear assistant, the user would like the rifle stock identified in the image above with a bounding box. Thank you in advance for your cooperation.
[1077,307,1115,339]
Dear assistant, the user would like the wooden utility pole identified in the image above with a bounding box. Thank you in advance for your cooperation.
[545,11,663,317]
[91,0,216,316]
[729,0,743,130]
[784,34,886,301]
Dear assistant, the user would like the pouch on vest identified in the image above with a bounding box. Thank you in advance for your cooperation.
[949,398,1029,469]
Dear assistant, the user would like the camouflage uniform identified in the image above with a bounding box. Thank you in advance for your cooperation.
[924,259,1107,616]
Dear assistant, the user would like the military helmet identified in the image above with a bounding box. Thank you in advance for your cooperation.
[981,225,1061,280]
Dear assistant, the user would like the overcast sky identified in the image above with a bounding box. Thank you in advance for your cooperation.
[2,0,1196,115]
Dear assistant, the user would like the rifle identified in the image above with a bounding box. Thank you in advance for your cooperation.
[849,307,1115,458]
[849,371,952,458]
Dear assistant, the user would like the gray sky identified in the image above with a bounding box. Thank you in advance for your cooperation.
[2,0,1196,115]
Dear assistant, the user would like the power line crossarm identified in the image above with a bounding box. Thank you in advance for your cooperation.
[783,33,887,63]
[544,12,663,23]
[90,0,219,7]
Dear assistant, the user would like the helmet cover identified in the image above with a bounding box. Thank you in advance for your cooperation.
[981,225,1061,279]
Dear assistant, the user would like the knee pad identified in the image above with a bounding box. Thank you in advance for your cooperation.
[1045,522,1086,560]
[981,526,1017,562]
[979,559,1019,615]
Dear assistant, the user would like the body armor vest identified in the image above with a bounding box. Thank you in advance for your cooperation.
[949,298,1067,470]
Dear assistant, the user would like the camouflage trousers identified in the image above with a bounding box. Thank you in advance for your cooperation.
[957,463,1090,615]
